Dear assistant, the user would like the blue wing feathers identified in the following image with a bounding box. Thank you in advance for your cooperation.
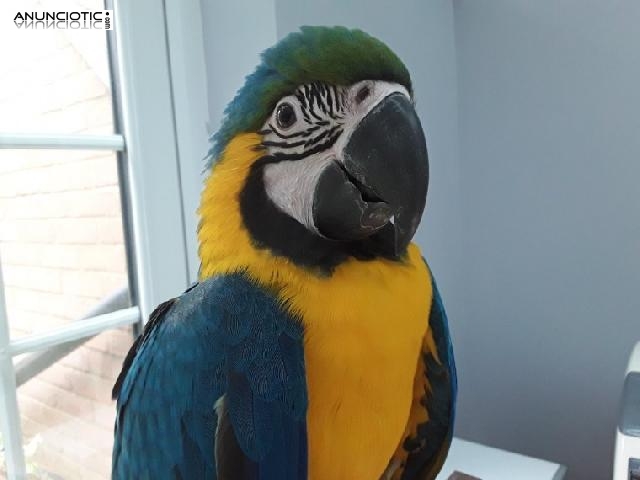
[112,273,308,480]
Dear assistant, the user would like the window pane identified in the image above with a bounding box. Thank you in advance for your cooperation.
[0,149,131,338]
[0,0,114,134]
[16,326,133,479]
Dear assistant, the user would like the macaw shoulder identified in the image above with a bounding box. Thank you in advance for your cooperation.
[114,273,306,407]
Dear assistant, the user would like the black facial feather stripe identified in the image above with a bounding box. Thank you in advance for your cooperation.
[270,130,342,162]
[331,85,340,115]
[304,124,342,148]
[310,83,325,115]
[304,99,324,122]
[261,124,321,140]
[261,138,308,149]
[325,85,335,116]
[295,91,308,110]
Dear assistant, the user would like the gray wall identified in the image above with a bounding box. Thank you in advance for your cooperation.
[200,0,277,137]
[453,2,640,478]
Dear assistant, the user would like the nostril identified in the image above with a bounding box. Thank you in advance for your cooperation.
[355,85,370,104]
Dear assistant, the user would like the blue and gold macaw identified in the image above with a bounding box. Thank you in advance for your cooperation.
[112,26,456,480]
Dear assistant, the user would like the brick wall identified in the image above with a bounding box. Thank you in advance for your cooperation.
[0,4,132,479]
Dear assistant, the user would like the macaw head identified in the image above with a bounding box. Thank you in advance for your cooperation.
[199,26,429,276]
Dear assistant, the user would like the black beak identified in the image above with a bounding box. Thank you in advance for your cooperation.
[312,93,429,256]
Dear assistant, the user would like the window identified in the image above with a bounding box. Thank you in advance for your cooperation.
[0,0,203,477]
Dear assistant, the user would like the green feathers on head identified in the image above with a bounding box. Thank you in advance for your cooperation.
[207,26,412,166]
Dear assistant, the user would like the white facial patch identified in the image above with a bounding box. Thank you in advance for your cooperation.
[260,80,411,232]
[263,153,333,234]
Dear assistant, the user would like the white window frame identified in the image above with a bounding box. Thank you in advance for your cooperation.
[163,0,210,283]
[0,0,207,476]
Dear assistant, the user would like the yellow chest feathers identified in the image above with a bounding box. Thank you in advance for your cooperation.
[299,247,431,480]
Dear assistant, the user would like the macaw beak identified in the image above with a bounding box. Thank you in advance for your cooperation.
[312,93,429,257]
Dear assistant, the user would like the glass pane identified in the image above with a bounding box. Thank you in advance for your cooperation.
[0,0,114,134]
[0,149,131,338]
[16,326,133,479]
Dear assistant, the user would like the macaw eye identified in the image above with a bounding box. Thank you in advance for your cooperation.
[355,85,370,104]
[276,103,296,129]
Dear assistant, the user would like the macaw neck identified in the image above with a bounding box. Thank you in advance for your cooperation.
[198,133,407,283]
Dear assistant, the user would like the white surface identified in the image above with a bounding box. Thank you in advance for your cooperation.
[7,307,139,356]
[614,435,640,480]
[626,342,640,376]
[437,438,565,480]
[0,133,124,150]
[613,341,640,480]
